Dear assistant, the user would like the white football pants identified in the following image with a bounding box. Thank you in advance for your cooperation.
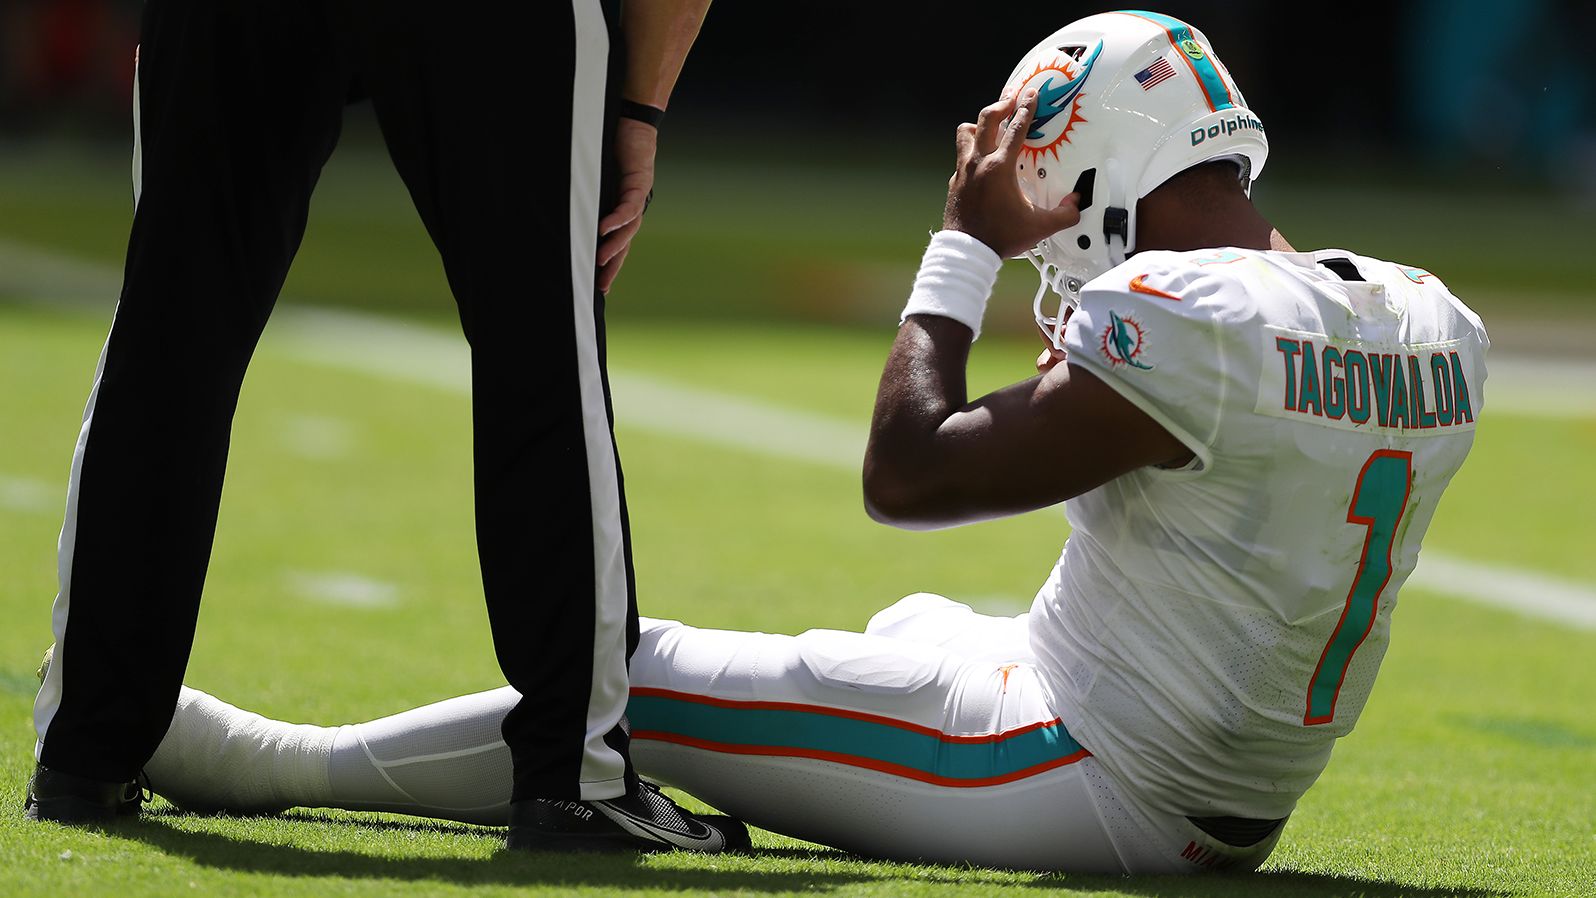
[144,595,1279,873]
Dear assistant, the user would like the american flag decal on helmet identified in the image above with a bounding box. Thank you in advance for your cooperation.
[1134,57,1177,90]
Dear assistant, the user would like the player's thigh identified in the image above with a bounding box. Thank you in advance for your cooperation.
[628,620,1121,871]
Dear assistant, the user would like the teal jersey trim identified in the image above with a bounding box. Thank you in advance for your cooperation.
[1115,10,1236,111]
[628,691,1088,785]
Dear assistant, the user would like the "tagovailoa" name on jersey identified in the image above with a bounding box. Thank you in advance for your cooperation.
[1256,328,1479,435]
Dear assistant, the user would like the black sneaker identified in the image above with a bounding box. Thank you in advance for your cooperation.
[24,765,146,824]
[506,780,750,854]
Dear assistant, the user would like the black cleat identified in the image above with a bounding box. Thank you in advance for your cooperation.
[27,647,148,824]
[24,765,146,824]
[506,780,750,854]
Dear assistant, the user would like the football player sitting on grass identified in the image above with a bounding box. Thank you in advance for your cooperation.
[28,11,1486,872]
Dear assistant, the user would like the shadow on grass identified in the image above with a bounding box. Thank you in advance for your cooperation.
[757,847,1512,897]
[1037,872,1510,897]
[114,812,880,894]
[111,812,1511,896]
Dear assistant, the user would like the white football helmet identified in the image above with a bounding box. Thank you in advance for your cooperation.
[1003,11,1269,350]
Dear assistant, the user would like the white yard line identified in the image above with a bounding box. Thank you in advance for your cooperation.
[271,306,866,469]
[4,235,1592,421]
[269,309,1596,632]
[4,239,1595,630]
[0,239,124,306]
[0,475,59,515]
[278,413,356,461]
[1407,554,1596,631]
[285,570,401,609]
[1476,356,1596,420]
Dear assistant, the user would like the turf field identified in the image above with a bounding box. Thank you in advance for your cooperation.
[0,142,1592,897]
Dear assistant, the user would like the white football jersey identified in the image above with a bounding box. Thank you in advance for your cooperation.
[1029,247,1488,820]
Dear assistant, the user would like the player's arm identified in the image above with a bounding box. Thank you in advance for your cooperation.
[597,0,713,291]
[865,324,1188,530]
[863,92,1189,531]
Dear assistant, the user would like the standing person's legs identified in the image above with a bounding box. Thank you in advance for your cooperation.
[32,0,348,809]
[347,0,632,803]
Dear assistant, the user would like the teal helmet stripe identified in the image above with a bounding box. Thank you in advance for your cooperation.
[1114,9,1235,112]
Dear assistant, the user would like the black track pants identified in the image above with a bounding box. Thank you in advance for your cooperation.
[35,0,637,802]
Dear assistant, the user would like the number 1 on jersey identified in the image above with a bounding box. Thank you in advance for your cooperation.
[1304,450,1413,725]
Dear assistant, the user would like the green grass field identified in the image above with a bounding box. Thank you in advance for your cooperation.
[0,141,1593,897]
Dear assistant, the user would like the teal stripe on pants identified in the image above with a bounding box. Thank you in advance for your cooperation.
[628,693,1085,782]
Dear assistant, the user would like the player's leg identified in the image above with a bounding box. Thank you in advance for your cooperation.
[627,618,1128,871]
[143,615,1281,871]
[145,685,520,826]
[864,596,1289,873]
[32,0,349,814]
[140,617,1117,869]
[346,0,635,805]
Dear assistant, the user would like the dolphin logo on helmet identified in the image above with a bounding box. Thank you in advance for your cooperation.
[1024,41,1104,150]
[1004,11,1270,354]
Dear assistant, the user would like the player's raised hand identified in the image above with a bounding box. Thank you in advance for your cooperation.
[943,90,1082,259]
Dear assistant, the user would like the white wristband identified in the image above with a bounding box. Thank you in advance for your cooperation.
[898,230,1003,340]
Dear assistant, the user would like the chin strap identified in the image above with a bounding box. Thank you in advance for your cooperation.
[1103,207,1130,266]
[1102,157,1133,267]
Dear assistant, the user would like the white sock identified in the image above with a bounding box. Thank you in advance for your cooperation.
[150,685,543,826]
[146,687,336,814]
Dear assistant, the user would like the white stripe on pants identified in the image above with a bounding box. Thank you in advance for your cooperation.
[32,49,140,756]
[567,0,629,798]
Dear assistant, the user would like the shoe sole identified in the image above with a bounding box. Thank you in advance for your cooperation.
[24,795,128,825]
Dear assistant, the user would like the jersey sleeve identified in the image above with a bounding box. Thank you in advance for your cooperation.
[1063,258,1249,473]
